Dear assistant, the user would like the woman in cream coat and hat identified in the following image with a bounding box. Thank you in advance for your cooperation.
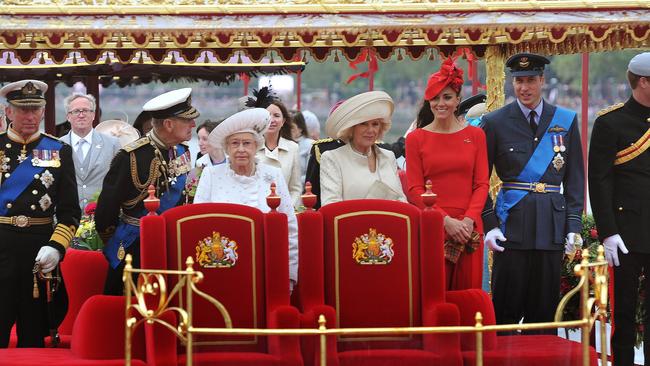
[319,91,407,206]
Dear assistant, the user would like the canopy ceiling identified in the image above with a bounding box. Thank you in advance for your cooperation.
[0,0,647,65]
[0,52,305,86]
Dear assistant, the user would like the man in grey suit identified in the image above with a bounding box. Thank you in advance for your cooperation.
[61,93,120,211]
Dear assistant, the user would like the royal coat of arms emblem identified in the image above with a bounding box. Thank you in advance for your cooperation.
[352,228,395,265]
[195,231,239,268]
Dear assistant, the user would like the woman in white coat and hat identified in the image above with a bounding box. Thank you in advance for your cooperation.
[193,108,298,290]
[319,91,407,206]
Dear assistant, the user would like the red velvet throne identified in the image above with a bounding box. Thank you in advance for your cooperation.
[446,289,597,365]
[0,295,152,366]
[8,248,108,349]
[297,199,462,366]
[139,202,303,366]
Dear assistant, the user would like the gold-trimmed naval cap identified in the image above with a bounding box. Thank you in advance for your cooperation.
[0,80,48,107]
[506,53,550,77]
[142,88,200,120]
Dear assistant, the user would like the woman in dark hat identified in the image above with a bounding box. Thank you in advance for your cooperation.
[405,57,489,290]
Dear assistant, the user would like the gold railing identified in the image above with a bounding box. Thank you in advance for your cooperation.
[124,246,609,366]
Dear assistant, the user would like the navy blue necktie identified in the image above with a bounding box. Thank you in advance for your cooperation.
[529,111,537,134]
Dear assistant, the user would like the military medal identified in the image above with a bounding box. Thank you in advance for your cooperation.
[0,152,8,185]
[552,135,561,152]
[32,149,61,168]
[18,145,28,163]
[558,135,566,152]
[552,153,565,171]
[117,244,126,261]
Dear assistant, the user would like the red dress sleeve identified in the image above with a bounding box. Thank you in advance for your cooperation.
[463,128,489,224]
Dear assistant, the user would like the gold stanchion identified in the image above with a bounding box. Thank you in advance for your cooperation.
[318,315,327,366]
[475,312,483,366]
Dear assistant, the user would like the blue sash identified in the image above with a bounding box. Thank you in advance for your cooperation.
[104,144,188,268]
[0,136,62,215]
[495,107,575,234]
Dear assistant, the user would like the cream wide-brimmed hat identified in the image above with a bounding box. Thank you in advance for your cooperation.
[95,119,141,147]
[325,91,393,142]
[208,108,270,150]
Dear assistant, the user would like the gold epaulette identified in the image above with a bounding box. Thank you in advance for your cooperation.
[312,137,333,145]
[596,103,624,117]
[124,136,150,152]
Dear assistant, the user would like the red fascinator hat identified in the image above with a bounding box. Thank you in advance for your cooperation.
[424,57,464,100]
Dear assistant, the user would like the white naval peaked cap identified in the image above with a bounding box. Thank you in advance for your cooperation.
[208,108,270,150]
[142,88,200,120]
[0,79,48,107]
[628,52,650,77]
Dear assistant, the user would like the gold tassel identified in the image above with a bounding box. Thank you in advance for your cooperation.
[171,52,177,64]
[429,49,435,61]
[138,51,144,64]
[38,52,46,64]
[4,51,10,64]
[72,52,78,64]
[301,51,307,63]
[237,51,243,64]
[333,50,339,62]
[269,52,274,64]
[33,273,39,299]
[397,49,403,61]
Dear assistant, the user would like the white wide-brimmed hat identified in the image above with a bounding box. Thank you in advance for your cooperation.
[208,108,270,149]
[325,91,393,142]
[95,119,141,147]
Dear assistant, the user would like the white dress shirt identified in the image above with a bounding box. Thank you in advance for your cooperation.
[70,130,93,160]
[194,163,299,283]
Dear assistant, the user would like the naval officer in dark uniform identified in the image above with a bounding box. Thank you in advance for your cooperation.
[0,80,80,347]
[589,52,650,366]
[481,53,584,330]
[96,88,197,295]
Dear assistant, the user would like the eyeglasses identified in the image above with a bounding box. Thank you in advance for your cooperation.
[68,108,94,116]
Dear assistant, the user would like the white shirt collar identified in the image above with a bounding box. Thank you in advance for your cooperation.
[70,129,93,147]
[516,99,544,123]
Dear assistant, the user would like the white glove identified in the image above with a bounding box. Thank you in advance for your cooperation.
[603,234,629,267]
[565,232,581,255]
[35,246,61,274]
[484,228,506,252]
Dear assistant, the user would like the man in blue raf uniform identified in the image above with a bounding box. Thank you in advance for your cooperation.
[589,52,650,366]
[96,88,197,295]
[0,80,80,347]
[481,53,584,331]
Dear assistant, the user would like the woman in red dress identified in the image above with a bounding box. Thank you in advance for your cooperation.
[406,58,489,290]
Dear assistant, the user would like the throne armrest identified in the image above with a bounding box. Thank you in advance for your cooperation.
[422,301,462,366]
[299,304,339,366]
[446,289,497,350]
[267,305,302,366]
